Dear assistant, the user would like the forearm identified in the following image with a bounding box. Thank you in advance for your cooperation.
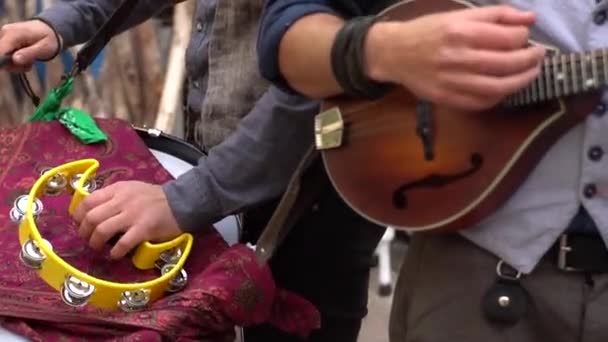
[257,0,342,96]
[37,0,177,48]
[278,13,345,99]
[162,86,319,232]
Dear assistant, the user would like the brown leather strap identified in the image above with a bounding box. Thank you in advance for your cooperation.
[254,144,325,264]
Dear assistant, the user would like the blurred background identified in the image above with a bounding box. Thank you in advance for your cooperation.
[0,0,186,134]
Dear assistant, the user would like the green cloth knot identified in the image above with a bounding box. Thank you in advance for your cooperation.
[27,77,108,144]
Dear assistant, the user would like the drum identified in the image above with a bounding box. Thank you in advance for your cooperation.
[134,127,242,246]
[134,127,245,342]
[0,120,324,342]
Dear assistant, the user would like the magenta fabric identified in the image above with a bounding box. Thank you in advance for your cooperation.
[0,118,320,341]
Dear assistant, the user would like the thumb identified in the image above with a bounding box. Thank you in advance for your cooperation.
[463,5,536,25]
[12,37,57,65]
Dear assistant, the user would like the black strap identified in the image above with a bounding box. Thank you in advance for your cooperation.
[254,144,325,264]
[70,0,139,76]
[330,15,393,99]
[7,0,139,107]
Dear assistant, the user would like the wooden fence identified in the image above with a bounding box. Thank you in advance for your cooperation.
[0,0,194,134]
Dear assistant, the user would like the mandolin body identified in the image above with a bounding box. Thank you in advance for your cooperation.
[318,0,602,233]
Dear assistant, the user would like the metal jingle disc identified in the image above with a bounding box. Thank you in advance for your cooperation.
[159,248,182,265]
[14,195,43,216]
[9,207,23,223]
[118,290,150,312]
[45,173,68,195]
[70,173,97,193]
[61,287,90,307]
[60,276,95,307]
[10,208,39,224]
[161,263,188,293]
[19,239,52,269]
[154,259,166,271]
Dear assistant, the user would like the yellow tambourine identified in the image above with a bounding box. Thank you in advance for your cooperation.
[15,159,193,312]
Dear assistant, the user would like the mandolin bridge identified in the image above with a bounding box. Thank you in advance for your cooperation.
[314,107,344,150]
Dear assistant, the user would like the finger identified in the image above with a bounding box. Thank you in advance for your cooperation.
[72,187,114,223]
[78,199,121,241]
[441,64,541,100]
[13,37,56,66]
[462,5,536,25]
[434,89,498,112]
[0,27,22,56]
[110,225,144,260]
[452,22,530,50]
[449,45,545,76]
[88,214,130,251]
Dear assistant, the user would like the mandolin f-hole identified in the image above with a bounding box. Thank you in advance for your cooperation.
[392,153,483,209]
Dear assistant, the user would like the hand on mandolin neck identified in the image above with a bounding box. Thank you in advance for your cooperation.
[364,5,546,111]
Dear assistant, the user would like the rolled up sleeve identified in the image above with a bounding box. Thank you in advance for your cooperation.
[257,0,338,93]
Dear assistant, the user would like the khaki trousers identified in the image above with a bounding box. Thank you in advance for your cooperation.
[389,233,608,342]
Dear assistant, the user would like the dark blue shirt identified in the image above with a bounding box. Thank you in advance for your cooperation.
[257,0,390,92]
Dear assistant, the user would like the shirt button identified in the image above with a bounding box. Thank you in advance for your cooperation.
[192,80,200,89]
[588,146,604,161]
[594,10,607,25]
[584,183,598,199]
[594,102,606,116]
[196,21,203,32]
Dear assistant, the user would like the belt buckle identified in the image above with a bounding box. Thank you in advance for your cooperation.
[557,234,581,272]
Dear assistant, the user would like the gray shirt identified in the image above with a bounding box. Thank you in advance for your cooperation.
[39,0,318,231]
[457,0,608,273]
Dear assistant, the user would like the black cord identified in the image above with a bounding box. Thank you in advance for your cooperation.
[18,72,40,107]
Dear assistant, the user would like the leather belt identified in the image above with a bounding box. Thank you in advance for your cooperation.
[547,234,608,273]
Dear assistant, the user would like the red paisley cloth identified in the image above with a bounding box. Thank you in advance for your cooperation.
[0,118,320,341]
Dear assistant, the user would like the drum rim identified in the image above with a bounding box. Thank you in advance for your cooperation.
[133,127,206,165]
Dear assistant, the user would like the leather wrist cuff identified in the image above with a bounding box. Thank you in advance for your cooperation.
[330,15,393,99]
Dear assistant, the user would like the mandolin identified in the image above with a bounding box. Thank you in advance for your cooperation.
[315,0,604,233]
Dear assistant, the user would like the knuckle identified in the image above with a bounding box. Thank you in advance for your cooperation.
[508,27,529,48]
[80,197,94,211]
[443,22,467,42]
[114,239,131,250]
[95,226,114,241]
[436,47,457,68]
[84,212,101,227]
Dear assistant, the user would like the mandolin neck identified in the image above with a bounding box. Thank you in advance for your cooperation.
[505,48,608,107]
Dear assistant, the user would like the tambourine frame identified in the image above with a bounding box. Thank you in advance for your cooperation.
[17,158,193,311]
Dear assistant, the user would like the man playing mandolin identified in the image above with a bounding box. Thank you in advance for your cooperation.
[0,0,386,341]
[258,0,608,341]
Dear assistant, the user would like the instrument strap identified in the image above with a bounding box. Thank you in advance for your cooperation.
[254,144,326,264]
[8,0,139,108]
[70,0,140,76]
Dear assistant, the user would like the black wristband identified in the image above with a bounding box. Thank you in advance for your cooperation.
[330,15,393,99]
[30,16,63,62]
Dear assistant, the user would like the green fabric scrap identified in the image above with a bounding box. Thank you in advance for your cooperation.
[27,77,107,144]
